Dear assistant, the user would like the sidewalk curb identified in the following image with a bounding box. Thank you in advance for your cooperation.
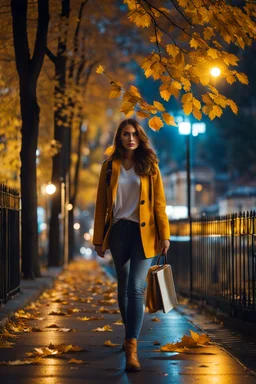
[0,266,63,329]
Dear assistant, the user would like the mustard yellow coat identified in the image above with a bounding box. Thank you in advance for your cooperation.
[92,158,170,258]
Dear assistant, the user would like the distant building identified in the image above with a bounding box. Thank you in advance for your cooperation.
[218,186,256,215]
[162,161,215,218]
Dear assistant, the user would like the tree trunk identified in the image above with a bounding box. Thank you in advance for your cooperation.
[11,0,49,278]
[48,0,70,267]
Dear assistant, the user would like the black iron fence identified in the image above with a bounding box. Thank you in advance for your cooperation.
[0,184,20,303]
[170,211,256,322]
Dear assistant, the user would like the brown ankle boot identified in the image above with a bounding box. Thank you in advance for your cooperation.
[125,338,141,372]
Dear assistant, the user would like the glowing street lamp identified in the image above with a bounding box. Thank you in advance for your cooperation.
[45,183,56,195]
[210,67,221,77]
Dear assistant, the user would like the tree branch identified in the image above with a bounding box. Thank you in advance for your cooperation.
[45,47,57,63]
[11,0,30,76]
[31,0,50,81]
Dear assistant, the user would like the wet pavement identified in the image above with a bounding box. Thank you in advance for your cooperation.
[0,259,256,384]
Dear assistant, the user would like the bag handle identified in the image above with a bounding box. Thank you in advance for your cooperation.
[156,254,167,265]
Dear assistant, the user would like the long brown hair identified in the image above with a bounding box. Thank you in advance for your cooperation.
[106,119,158,176]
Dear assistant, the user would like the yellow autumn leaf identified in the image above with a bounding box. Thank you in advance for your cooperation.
[227,99,238,114]
[109,84,122,99]
[181,92,192,104]
[48,310,67,316]
[203,26,214,40]
[57,328,75,332]
[0,357,43,365]
[129,85,141,98]
[136,110,150,119]
[152,317,161,322]
[104,340,120,347]
[68,358,85,364]
[223,53,239,66]
[153,101,165,112]
[93,325,113,332]
[0,341,15,348]
[202,105,213,117]
[166,44,179,58]
[96,65,105,74]
[45,324,59,328]
[202,94,212,105]
[189,37,201,49]
[236,72,248,85]
[183,102,193,116]
[113,319,123,325]
[149,116,164,131]
[172,81,182,90]
[192,107,202,120]
[162,113,177,126]
[226,74,236,85]
[160,88,171,102]
[190,330,210,345]
[78,316,103,321]
[207,48,219,59]
[199,74,210,86]
[213,105,223,118]
[98,306,120,314]
[192,98,201,110]
[180,77,191,92]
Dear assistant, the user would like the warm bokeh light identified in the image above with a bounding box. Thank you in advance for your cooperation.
[210,67,221,77]
[84,232,91,241]
[45,183,56,195]
[196,184,203,192]
[67,203,73,211]
[74,223,80,230]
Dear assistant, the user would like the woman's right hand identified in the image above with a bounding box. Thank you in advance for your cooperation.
[94,245,105,258]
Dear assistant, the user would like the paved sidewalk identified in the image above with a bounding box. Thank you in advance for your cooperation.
[0,259,255,384]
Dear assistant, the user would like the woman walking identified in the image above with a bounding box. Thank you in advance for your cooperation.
[93,118,170,372]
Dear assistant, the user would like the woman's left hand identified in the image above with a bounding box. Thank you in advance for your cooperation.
[160,240,170,255]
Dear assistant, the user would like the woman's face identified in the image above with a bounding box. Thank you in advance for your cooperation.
[120,124,140,151]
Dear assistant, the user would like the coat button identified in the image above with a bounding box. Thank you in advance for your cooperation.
[140,200,145,205]
[141,222,146,227]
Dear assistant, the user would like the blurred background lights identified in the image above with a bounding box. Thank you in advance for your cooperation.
[84,232,91,241]
[74,222,80,230]
[196,184,203,192]
[89,228,94,236]
[40,223,47,231]
[67,203,73,211]
[45,183,56,195]
[80,247,92,258]
[210,67,221,77]
[178,121,191,135]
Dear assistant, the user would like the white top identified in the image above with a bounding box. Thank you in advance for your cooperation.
[113,165,140,224]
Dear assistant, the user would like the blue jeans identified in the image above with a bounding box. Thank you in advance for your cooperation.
[109,219,153,339]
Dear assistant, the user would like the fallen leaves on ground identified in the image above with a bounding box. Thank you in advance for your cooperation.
[98,306,120,314]
[159,330,211,352]
[26,343,84,357]
[93,325,113,332]
[24,302,41,310]
[104,340,120,347]
[14,310,42,320]
[45,324,59,328]
[68,358,87,364]
[78,316,104,321]
[48,310,68,316]
[112,319,123,325]
[0,357,43,365]
[97,299,117,305]
[0,340,15,348]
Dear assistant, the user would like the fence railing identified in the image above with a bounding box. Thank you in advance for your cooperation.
[0,184,20,303]
[170,211,256,322]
